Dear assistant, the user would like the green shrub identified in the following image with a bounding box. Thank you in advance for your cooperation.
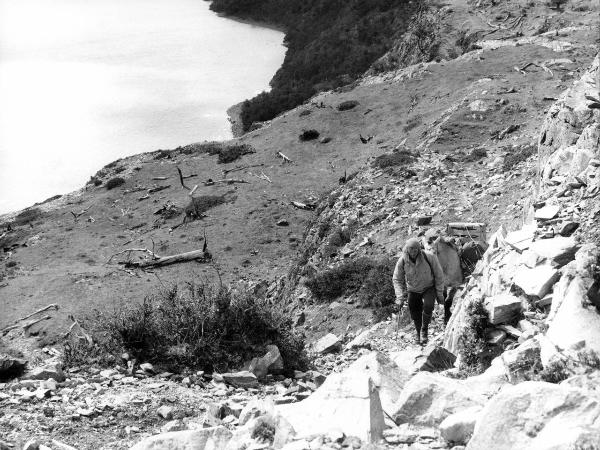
[305,256,396,307]
[457,297,492,375]
[11,208,44,226]
[403,115,422,132]
[502,143,536,171]
[299,129,320,141]
[215,144,255,164]
[63,282,307,373]
[105,177,126,190]
[371,150,415,170]
[184,195,227,221]
[337,100,359,111]
[539,359,570,383]
[252,422,276,444]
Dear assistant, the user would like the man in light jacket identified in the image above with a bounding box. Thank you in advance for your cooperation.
[423,228,463,325]
[393,238,445,345]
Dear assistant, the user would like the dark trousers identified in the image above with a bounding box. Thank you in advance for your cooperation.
[407,287,436,331]
[444,286,458,324]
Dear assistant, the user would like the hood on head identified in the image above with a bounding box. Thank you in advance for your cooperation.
[403,238,421,256]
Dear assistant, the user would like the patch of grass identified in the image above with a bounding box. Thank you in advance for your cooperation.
[63,282,307,373]
[105,177,126,190]
[215,144,256,164]
[305,256,396,307]
[252,421,276,444]
[455,30,479,54]
[457,297,492,375]
[337,100,359,111]
[371,150,416,170]
[403,115,423,133]
[502,143,536,171]
[299,129,320,141]
[184,195,228,221]
[539,359,570,383]
[11,208,44,226]
[461,147,487,162]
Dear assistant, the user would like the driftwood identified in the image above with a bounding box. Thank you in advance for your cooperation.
[189,185,199,196]
[107,248,160,263]
[148,185,171,194]
[153,176,168,181]
[291,201,316,211]
[19,304,59,322]
[177,167,190,190]
[249,171,271,183]
[125,249,211,268]
[515,62,553,77]
[223,163,264,175]
[23,315,51,332]
[204,179,248,186]
[70,205,92,222]
[62,315,93,344]
[276,151,292,164]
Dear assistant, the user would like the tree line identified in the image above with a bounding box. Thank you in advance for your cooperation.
[210,0,418,131]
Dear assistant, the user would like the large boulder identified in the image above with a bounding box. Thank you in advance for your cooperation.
[501,338,541,383]
[130,427,232,450]
[529,237,579,268]
[467,382,600,450]
[413,346,457,372]
[512,264,559,298]
[344,351,411,417]
[312,334,341,354]
[391,372,486,426]
[439,407,481,445]
[276,371,385,442]
[248,345,284,380]
[22,363,65,382]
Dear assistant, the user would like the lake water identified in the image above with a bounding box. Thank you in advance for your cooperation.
[0,0,285,214]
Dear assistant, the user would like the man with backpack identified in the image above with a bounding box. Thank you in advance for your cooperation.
[393,238,445,345]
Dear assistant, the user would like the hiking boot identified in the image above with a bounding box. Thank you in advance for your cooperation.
[421,313,432,345]
[414,331,421,345]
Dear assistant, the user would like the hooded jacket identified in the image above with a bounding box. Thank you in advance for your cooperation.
[393,238,445,301]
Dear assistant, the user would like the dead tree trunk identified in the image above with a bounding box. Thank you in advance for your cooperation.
[125,249,211,268]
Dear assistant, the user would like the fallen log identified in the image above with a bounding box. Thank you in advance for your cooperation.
[276,151,293,163]
[18,304,59,322]
[291,201,316,211]
[177,167,190,190]
[125,249,211,268]
[148,185,171,193]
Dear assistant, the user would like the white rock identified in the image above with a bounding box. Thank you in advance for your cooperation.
[529,237,579,267]
[391,372,486,426]
[513,264,559,298]
[313,334,341,354]
[534,204,560,221]
[439,407,481,444]
[485,294,523,325]
[277,371,384,442]
[157,405,174,420]
[130,427,232,450]
[467,382,600,450]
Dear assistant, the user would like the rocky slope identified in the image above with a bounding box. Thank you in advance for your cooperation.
[1,0,600,448]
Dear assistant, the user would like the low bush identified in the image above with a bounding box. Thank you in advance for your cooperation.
[539,359,570,383]
[502,143,536,171]
[461,147,487,162]
[184,195,227,221]
[337,100,359,111]
[105,177,126,190]
[299,129,320,141]
[371,150,415,170]
[403,115,422,132]
[11,208,44,226]
[457,297,492,375]
[305,256,396,307]
[215,144,255,164]
[63,282,307,373]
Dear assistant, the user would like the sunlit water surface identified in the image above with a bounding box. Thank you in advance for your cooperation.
[0,0,285,213]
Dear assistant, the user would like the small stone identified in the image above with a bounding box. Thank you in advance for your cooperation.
[23,440,40,450]
[534,204,560,221]
[221,371,259,388]
[139,363,154,373]
[313,334,341,354]
[157,405,174,420]
[277,219,289,226]
[416,216,433,226]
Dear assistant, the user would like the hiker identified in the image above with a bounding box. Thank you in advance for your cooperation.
[393,238,444,345]
[423,228,463,325]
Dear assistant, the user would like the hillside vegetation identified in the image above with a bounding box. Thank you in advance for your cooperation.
[210,0,418,131]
